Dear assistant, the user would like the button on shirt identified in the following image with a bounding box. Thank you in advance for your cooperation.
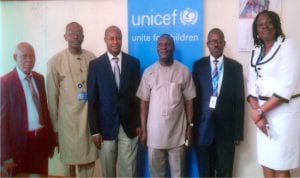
[210,55,224,96]
[136,60,196,149]
[16,67,42,130]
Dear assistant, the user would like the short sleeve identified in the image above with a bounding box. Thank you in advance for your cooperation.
[183,71,196,100]
[136,70,151,101]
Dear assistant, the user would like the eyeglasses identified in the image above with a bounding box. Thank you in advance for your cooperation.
[208,40,224,45]
[67,31,83,37]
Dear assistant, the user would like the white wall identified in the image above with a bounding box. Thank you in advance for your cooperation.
[1,0,300,177]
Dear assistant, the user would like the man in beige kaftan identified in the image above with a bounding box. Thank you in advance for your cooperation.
[47,22,98,177]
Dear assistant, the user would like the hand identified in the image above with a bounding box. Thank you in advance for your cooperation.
[93,134,103,149]
[256,117,269,136]
[185,127,193,147]
[251,108,263,123]
[53,132,60,154]
[49,145,55,158]
[3,158,16,176]
[54,132,59,146]
[136,127,141,137]
[234,141,240,146]
[139,128,147,146]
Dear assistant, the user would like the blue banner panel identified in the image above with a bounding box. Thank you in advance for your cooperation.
[128,0,204,71]
[128,0,204,177]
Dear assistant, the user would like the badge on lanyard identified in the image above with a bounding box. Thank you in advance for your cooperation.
[78,91,88,101]
[209,96,217,109]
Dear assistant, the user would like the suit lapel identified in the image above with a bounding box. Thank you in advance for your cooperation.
[119,52,129,92]
[219,57,228,98]
[32,73,42,98]
[12,69,26,102]
[203,58,213,94]
[11,69,28,129]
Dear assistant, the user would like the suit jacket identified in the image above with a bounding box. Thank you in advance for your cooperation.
[0,68,55,169]
[193,56,245,147]
[87,52,140,140]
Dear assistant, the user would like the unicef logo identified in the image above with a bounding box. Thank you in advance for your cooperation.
[180,8,198,25]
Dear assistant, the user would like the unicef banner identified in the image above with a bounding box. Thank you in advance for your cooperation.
[128,0,203,177]
[128,0,204,71]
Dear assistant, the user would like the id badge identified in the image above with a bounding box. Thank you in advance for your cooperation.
[78,92,88,101]
[209,96,217,109]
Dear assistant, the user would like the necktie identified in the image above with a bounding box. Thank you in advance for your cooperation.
[212,60,219,96]
[25,75,42,124]
[113,58,120,89]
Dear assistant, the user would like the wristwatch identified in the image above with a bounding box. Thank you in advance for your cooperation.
[188,123,194,127]
[256,108,264,116]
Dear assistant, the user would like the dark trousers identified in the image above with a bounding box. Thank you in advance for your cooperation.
[196,141,235,178]
[20,128,49,175]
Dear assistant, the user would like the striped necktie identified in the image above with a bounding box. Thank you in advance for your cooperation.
[212,59,219,96]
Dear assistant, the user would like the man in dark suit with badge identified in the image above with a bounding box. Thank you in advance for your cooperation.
[193,28,245,177]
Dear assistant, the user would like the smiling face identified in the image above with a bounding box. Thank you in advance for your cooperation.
[14,42,35,75]
[157,35,174,64]
[104,26,122,57]
[207,29,225,59]
[256,13,276,43]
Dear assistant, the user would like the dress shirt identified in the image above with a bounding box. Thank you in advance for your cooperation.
[107,52,122,73]
[16,66,42,130]
[210,55,224,96]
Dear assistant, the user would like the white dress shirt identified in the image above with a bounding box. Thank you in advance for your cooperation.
[16,66,42,130]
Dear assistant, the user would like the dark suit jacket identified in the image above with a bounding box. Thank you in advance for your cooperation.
[0,68,55,169]
[87,52,140,140]
[193,56,245,147]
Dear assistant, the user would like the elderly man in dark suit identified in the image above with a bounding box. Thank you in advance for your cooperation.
[87,25,140,177]
[193,28,245,177]
[0,42,55,176]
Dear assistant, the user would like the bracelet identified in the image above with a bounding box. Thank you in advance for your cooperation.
[256,108,264,116]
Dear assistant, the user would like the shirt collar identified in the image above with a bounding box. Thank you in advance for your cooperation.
[107,52,122,62]
[209,55,224,65]
[16,66,32,80]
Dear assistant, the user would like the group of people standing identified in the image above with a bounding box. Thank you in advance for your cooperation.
[1,10,300,178]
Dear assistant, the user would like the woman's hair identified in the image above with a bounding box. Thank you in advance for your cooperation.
[252,10,285,46]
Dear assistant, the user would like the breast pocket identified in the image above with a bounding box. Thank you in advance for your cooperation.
[169,82,182,105]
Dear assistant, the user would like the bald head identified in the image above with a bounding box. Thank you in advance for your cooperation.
[65,22,83,33]
[207,28,224,41]
[14,42,36,75]
[105,25,122,39]
[15,42,33,52]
